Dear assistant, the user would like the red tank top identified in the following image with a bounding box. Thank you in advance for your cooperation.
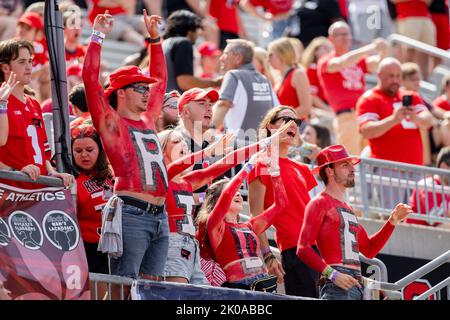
[276,67,300,109]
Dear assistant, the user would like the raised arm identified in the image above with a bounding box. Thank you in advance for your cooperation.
[248,174,288,236]
[82,12,115,129]
[143,11,167,122]
[0,73,19,146]
[206,161,253,251]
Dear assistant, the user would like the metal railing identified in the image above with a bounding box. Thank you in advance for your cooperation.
[388,33,450,62]
[347,157,450,225]
[376,250,450,300]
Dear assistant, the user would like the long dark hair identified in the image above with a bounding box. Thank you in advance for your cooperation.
[71,126,112,181]
[163,10,202,39]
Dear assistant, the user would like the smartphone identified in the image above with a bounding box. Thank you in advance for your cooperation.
[402,95,413,107]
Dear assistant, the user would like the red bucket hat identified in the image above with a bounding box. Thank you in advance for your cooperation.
[104,66,157,99]
[312,144,361,174]
[177,88,219,113]
[198,41,222,57]
[18,12,43,30]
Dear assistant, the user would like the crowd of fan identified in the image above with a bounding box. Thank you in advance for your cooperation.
[0,0,449,300]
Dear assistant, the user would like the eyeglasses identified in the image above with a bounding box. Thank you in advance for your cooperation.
[124,84,150,94]
[271,116,302,126]
[71,125,96,139]
[163,100,178,109]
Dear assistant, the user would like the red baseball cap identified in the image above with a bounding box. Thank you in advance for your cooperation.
[18,12,43,30]
[198,41,222,57]
[104,66,157,99]
[177,88,219,113]
[312,144,360,174]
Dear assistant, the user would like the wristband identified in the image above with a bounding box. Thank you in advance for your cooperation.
[259,137,271,149]
[330,270,339,283]
[145,37,160,44]
[322,266,334,278]
[0,109,7,115]
[198,192,206,204]
[0,100,7,111]
[261,247,272,257]
[91,34,104,45]
[243,162,254,173]
[92,30,106,39]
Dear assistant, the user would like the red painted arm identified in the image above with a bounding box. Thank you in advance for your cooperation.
[357,222,395,259]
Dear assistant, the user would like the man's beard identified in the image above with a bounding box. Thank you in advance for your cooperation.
[344,177,355,188]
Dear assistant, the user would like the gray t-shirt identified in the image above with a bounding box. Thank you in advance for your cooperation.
[219,63,279,141]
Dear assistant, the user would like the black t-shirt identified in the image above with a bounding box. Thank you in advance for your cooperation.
[287,0,343,47]
[429,0,448,14]
[164,0,192,18]
[162,37,194,93]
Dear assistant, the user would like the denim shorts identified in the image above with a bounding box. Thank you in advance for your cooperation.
[109,203,169,279]
[164,233,208,285]
[319,266,364,300]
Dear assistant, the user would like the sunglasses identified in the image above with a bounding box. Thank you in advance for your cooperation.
[163,90,181,104]
[123,84,150,94]
[71,125,96,139]
[271,116,302,126]
[163,100,178,109]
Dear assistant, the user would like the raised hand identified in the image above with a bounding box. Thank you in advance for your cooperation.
[143,9,162,39]
[389,203,413,225]
[93,10,113,35]
[0,72,19,101]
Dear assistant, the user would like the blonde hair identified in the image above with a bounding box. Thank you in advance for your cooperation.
[301,36,330,68]
[268,37,298,67]
[253,47,275,85]
[157,128,175,154]
[401,62,421,80]
[288,37,304,64]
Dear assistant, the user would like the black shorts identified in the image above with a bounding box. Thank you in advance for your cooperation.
[84,241,109,274]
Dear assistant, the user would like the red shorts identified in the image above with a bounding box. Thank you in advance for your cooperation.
[431,13,450,50]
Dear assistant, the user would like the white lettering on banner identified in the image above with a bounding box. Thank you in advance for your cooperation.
[66,265,81,290]
[0,189,4,198]
[3,191,66,202]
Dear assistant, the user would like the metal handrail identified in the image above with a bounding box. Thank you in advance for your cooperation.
[359,254,389,283]
[377,250,450,294]
[388,34,450,61]
[0,169,65,187]
[414,277,450,300]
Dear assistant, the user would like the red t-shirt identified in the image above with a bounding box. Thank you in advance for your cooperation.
[432,94,450,111]
[396,1,430,20]
[76,173,113,243]
[307,64,327,102]
[87,0,126,24]
[209,0,240,34]
[298,192,395,273]
[317,52,368,113]
[66,44,86,64]
[0,95,50,175]
[276,67,300,109]
[248,157,317,252]
[83,42,168,198]
[41,99,74,115]
[408,176,450,227]
[248,0,293,15]
[356,88,426,165]
[166,180,196,236]
[32,39,48,72]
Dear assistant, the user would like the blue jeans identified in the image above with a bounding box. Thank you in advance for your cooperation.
[109,203,169,279]
[319,266,364,300]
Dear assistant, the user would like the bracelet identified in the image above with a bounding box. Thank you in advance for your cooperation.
[92,30,106,39]
[0,109,7,115]
[198,192,206,204]
[261,247,272,257]
[91,34,104,45]
[329,270,339,283]
[259,137,271,149]
[322,266,334,278]
[145,37,160,44]
[0,100,7,112]
[243,162,254,173]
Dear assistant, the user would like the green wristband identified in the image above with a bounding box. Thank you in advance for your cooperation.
[322,266,334,278]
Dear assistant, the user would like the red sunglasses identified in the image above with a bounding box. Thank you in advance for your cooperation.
[71,125,96,139]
